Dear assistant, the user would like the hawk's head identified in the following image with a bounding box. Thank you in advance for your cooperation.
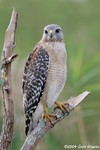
[42,24,64,42]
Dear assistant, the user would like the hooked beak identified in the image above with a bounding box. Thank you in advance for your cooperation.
[49,30,54,38]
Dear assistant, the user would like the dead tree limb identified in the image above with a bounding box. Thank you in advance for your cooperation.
[20,91,90,150]
[0,8,90,150]
[0,9,18,150]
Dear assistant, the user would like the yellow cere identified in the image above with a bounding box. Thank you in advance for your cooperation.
[49,30,53,33]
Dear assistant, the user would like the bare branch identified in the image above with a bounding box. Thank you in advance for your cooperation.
[0,9,18,150]
[0,8,90,150]
[20,91,90,150]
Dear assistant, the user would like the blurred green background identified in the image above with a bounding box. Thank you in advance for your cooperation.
[0,0,100,150]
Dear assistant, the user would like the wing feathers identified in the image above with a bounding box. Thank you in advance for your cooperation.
[22,46,49,135]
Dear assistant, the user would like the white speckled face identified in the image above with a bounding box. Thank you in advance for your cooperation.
[42,24,64,42]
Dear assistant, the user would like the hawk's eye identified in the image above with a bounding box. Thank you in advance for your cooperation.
[55,29,60,33]
[45,30,48,34]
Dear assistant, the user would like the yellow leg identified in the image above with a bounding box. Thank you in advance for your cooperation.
[43,104,56,124]
[54,101,69,113]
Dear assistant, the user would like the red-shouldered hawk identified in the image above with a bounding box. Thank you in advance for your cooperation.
[22,24,67,135]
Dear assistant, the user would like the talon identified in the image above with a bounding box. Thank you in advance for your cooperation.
[43,104,56,125]
[54,101,69,113]
[43,112,55,125]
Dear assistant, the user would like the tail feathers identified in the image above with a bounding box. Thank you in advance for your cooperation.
[25,115,30,136]
[25,103,44,135]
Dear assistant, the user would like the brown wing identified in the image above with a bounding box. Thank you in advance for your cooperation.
[22,45,49,135]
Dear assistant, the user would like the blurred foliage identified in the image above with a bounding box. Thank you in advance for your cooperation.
[0,0,100,150]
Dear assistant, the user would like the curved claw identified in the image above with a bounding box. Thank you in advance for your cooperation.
[43,112,56,125]
[54,101,69,114]
[43,104,56,126]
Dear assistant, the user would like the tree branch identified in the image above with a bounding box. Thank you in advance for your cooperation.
[0,9,18,150]
[0,9,90,150]
[20,91,90,150]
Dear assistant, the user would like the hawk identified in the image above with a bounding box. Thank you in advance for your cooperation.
[22,24,67,135]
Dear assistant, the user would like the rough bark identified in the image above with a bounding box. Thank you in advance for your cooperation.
[0,9,18,150]
[0,8,90,150]
[20,91,90,150]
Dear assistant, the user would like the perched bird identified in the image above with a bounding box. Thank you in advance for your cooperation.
[22,24,67,135]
